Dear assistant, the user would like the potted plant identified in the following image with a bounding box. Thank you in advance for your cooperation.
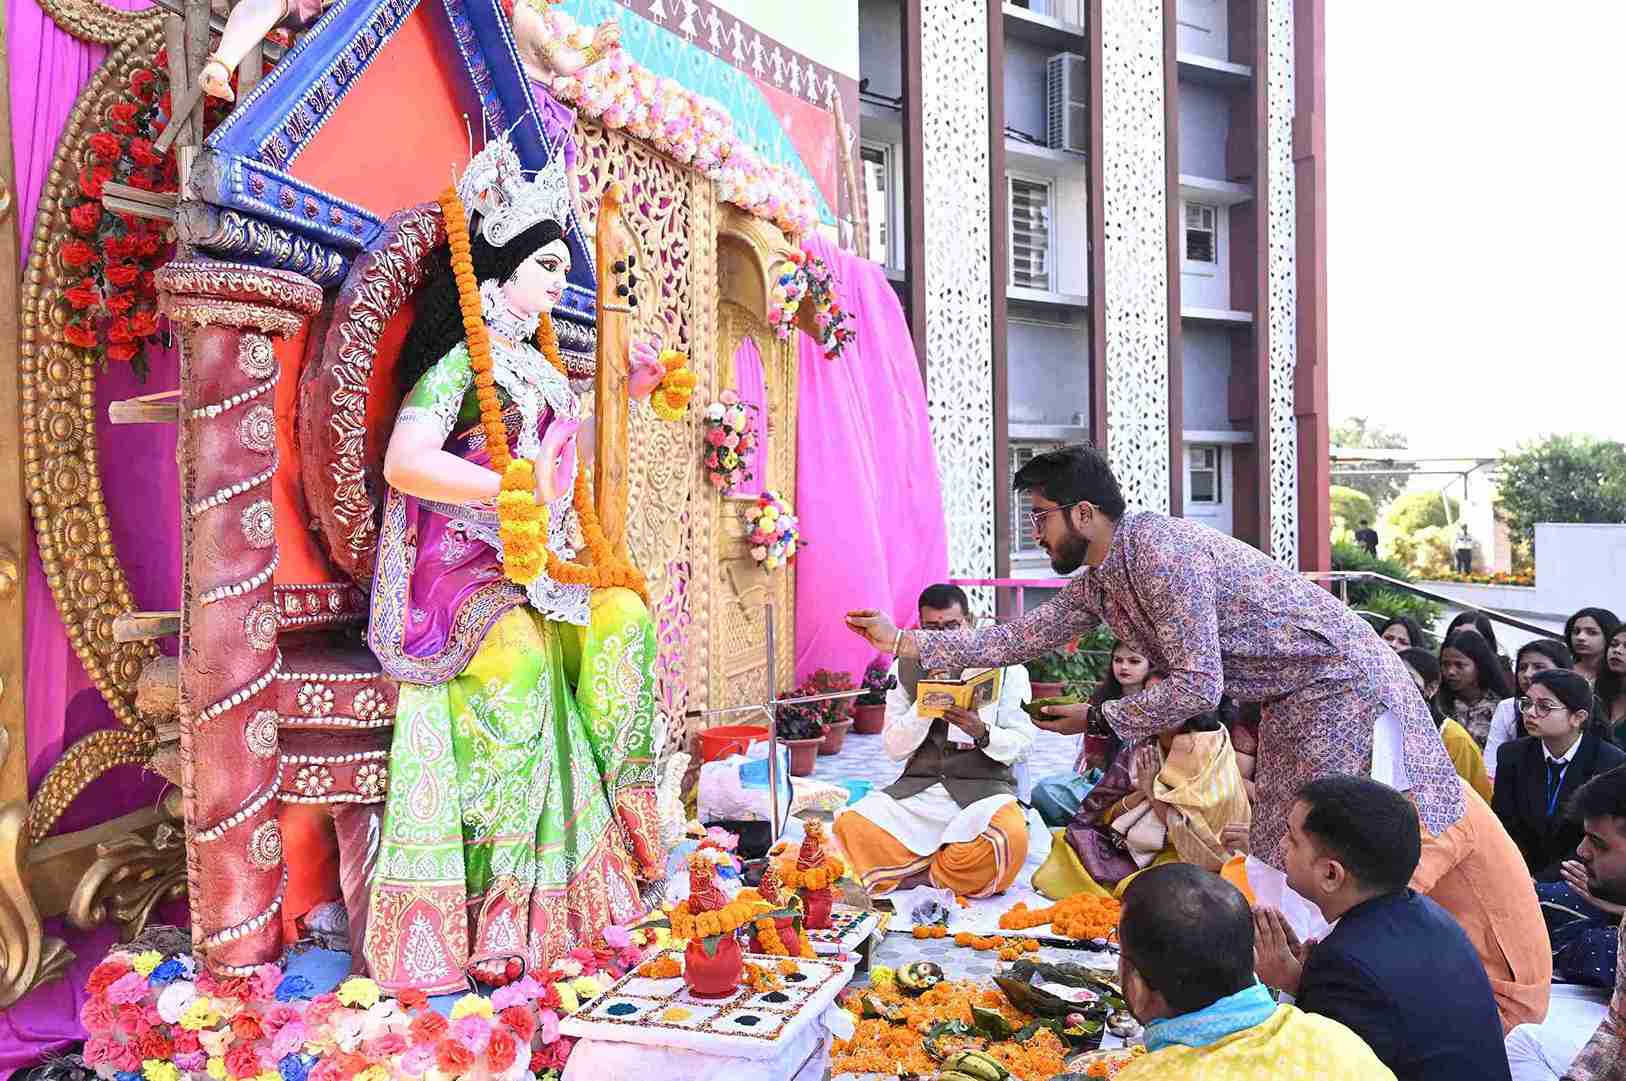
[852,660,895,735]
[800,669,857,755]
[776,702,826,776]
[1025,626,1114,699]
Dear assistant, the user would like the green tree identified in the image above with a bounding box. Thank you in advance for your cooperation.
[1330,485,1376,530]
[1496,435,1626,546]
[1331,416,1412,509]
[1385,490,1461,534]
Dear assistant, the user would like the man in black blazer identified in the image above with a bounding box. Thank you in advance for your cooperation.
[1253,775,1511,1081]
[1493,670,1626,879]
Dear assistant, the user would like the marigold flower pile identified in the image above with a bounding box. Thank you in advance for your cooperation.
[832,980,1068,1080]
[999,896,1122,941]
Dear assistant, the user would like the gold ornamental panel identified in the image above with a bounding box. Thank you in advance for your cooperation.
[18,23,167,843]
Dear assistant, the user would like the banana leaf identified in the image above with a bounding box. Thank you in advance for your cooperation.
[993,960,1124,1018]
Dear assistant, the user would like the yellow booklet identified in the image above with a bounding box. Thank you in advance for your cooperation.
[915,667,1002,720]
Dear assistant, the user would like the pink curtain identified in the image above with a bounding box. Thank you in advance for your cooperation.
[5,0,183,1073]
[731,337,767,497]
[793,234,949,683]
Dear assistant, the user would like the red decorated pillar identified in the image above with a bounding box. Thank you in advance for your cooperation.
[157,261,322,972]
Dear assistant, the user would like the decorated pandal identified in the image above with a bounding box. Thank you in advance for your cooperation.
[2,0,1140,1078]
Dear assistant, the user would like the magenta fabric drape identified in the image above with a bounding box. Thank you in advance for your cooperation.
[793,234,949,683]
[731,336,767,497]
[5,0,183,1073]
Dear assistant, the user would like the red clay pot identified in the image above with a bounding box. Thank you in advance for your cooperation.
[786,737,822,776]
[819,719,853,756]
[683,933,744,998]
[750,915,805,958]
[801,886,835,930]
[852,702,886,735]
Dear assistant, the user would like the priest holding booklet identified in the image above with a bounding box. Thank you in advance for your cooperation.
[833,583,1037,899]
[846,446,1550,1029]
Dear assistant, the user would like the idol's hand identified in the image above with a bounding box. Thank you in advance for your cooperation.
[536,418,580,504]
[199,58,234,101]
[628,339,663,399]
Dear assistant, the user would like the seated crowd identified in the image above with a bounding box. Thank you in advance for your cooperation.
[835,586,1626,1079]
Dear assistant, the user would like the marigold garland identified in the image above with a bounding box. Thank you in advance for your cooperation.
[742,962,784,993]
[998,896,1121,940]
[778,854,844,891]
[438,185,647,599]
[667,899,756,941]
[650,349,696,421]
[832,980,1068,1080]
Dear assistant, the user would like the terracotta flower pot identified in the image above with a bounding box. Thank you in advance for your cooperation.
[819,718,853,756]
[786,737,823,776]
[800,886,835,930]
[684,933,744,998]
[1030,681,1066,699]
[852,702,886,735]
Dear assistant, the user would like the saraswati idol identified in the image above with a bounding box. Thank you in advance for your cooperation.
[363,131,688,992]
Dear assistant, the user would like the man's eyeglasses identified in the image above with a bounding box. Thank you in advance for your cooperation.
[1029,501,1086,531]
[1519,697,1569,718]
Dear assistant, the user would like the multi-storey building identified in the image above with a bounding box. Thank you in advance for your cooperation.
[855,0,1328,599]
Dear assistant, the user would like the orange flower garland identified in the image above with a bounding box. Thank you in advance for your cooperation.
[440,186,546,585]
[778,854,844,891]
[667,899,756,941]
[998,896,1121,940]
[436,186,647,600]
[742,962,784,993]
[650,349,697,421]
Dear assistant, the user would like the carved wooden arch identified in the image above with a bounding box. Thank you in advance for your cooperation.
[708,210,799,710]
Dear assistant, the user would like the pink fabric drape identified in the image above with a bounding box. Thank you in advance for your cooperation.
[793,234,949,683]
[731,336,767,497]
[5,0,182,1073]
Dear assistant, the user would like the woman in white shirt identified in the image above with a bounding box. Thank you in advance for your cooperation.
[1483,639,1575,780]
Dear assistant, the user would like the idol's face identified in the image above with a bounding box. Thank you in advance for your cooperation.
[502,237,571,316]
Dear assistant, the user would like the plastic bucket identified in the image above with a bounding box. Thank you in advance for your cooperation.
[698,724,769,763]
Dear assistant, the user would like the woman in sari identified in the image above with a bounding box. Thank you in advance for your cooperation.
[362,134,671,992]
[1034,706,1251,900]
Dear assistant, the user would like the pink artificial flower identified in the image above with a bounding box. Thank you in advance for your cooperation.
[537,1009,560,1045]
[305,993,340,1026]
[489,982,531,1012]
[105,971,151,1005]
[728,470,744,487]
[602,925,632,949]
[251,964,283,1000]
[723,433,739,450]
[81,1037,116,1067]
[615,945,644,972]
[451,1014,491,1054]
[263,1004,301,1035]
[364,1033,409,1059]
[704,427,726,447]
[271,1020,309,1059]
[708,473,725,488]
[80,998,117,1036]
[110,1044,142,1073]
[719,389,739,406]
[398,1045,435,1077]
[308,1059,345,1081]
[175,1052,206,1072]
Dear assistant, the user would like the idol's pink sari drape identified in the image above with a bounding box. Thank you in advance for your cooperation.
[5,0,184,1073]
[793,234,948,682]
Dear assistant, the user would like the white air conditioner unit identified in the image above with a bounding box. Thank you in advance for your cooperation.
[1046,53,1088,154]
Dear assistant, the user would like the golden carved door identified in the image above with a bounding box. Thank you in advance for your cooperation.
[710,301,797,710]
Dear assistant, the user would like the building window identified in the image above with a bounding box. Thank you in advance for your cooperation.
[1011,442,1063,556]
[861,141,895,269]
[1185,202,1217,265]
[1009,176,1054,292]
[1188,445,1222,503]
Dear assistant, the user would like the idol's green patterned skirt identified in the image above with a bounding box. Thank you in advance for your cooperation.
[364,588,660,993]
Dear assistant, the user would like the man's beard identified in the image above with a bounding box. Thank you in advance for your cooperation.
[1048,525,1089,575]
[1590,869,1626,906]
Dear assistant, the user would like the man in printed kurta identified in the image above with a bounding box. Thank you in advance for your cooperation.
[848,447,1548,1023]
[850,446,1463,868]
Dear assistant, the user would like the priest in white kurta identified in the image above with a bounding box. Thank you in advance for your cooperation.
[833,659,1036,898]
